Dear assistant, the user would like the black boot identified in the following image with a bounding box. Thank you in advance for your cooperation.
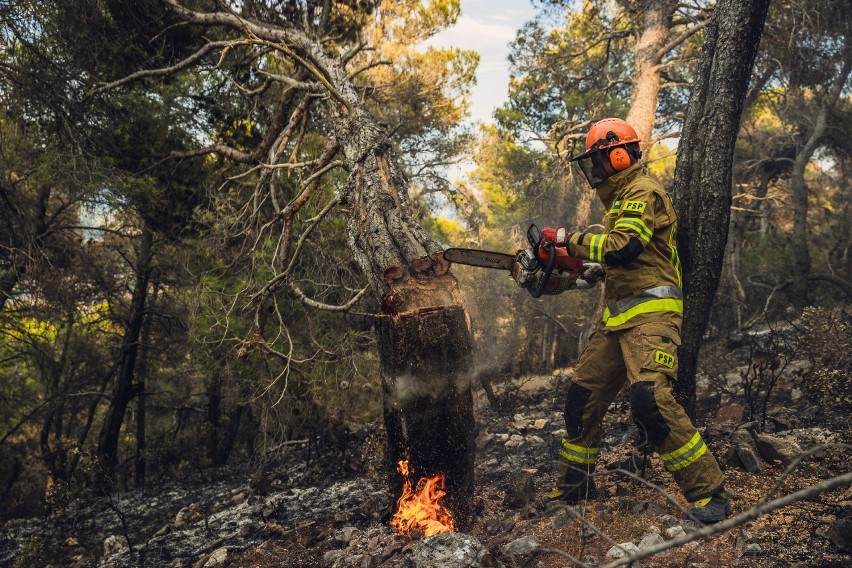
[688,490,731,524]
[547,463,597,504]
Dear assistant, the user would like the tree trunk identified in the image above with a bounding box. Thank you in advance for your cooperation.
[96,227,154,490]
[670,0,771,419]
[163,2,478,524]
[135,276,158,486]
[788,51,852,307]
[625,0,679,154]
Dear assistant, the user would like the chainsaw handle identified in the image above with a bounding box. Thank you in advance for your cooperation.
[531,242,556,298]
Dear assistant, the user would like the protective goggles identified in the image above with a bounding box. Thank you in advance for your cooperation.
[570,147,610,188]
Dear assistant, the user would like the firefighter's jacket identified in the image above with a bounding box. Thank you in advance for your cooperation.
[567,163,682,330]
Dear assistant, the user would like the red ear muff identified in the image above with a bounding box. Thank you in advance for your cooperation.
[609,146,631,171]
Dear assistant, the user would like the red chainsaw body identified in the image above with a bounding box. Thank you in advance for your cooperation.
[537,245,584,274]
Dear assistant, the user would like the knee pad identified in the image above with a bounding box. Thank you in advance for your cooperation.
[629,381,671,447]
[564,382,593,438]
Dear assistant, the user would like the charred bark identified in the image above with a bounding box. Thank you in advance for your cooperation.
[670,0,771,418]
[377,305,475,527]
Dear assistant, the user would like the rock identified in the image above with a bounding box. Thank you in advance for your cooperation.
[410,533,491,568]
[503,471,535,509]
[790,387,803,401]
[533,419,548,429]
[324,550,345,564]
[725,444,762,472]
[526,435,545,445]
[731,429,754,446]
[659,515,679,529]
[579,525,597,538]
[741,543,763,557]
[638,532,664,549]
[581,555,600,566]
[827,517,852,552]
[154,525,171,537]
[681,520,702,534]
[103,535,128,557]
[753,433,802,465]
[551,509,570,530]
[645,524,660,534]
[664,526,686,539]
[475,431,495,450]
[175,504,203,528]
[714,403,745,427]
[606,542,639,559]
[501,535,540,561]
[63,537,79,547]
[199,547,228,568]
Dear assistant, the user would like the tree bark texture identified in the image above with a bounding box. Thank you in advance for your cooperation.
[670,0,771,418]
[377,305,475,527]
[161,1,477,521]
[625,0,679,154]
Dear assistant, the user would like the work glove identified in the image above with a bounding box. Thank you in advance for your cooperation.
[541,226,571,247]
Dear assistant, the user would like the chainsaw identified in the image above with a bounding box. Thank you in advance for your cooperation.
[444,224,604,298]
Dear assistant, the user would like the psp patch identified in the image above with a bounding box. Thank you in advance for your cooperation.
[655,350,675,368]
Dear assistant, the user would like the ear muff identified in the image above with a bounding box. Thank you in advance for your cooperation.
[609,146,631,171]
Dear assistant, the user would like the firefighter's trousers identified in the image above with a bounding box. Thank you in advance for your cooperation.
[560,321,724,502]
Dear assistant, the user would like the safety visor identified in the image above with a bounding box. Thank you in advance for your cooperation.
[570,147,609,188]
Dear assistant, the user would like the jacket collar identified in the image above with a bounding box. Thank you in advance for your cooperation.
[595,163,644,206]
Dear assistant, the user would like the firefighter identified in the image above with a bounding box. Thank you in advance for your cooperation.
[541,118,731,523]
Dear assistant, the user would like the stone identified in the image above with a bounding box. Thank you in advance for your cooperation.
[606,542,639,559]
[63,537,79,547]
[501,535,541,560]
[753,433,802,465]
[410,533,491,568]
[503,471,535,509]
[735,444,763,472]
[681,520,702,534]
[533,419,548,429]
[714,403,745,427]
[664,526,686,539]
[741,543,763,557]
[659,515,679,529]
[638,532,664,549]
[201,547,229,567]
[827,517,852,552]
[731,429,754,446]
[581,555,600,566]
[475,431,494,449]
[102,535,128,557]
[551,509,571,530]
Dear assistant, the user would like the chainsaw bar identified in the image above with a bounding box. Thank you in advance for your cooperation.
[443,248,516,271]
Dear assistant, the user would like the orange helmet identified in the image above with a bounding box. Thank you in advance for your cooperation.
[570,118,641,187]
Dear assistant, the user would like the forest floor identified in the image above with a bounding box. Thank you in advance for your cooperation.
[1,329,850,567]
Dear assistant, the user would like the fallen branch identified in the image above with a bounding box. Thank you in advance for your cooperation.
[601,471,852,567]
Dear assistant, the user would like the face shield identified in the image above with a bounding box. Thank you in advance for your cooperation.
[570,147,610,188]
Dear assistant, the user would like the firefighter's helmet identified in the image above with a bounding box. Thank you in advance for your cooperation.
[570,118,641,187]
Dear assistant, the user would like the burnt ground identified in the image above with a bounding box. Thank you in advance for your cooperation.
[1,334,850,568]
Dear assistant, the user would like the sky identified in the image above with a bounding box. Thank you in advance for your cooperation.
[422,0,537,125]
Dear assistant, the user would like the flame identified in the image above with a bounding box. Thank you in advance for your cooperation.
[389,459,456,537]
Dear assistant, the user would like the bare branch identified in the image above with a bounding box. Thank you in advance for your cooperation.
[601,471,852,567]
[86,40,232,98]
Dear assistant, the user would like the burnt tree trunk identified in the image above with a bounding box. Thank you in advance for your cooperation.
[163,3,477,524]
[670,0,771,419]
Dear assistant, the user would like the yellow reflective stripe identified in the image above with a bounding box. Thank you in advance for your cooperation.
[660,432,708,472]
[668,225,682,286]
[589,234,606,263]
[560,439,599,465]
[614,218,652,243]
[607,201,623,215]
[602,298,683,327]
